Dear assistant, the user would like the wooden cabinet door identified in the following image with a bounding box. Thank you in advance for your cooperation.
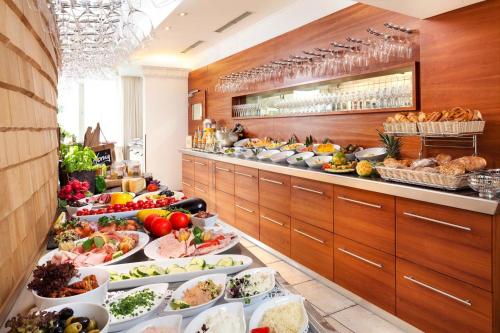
[234,197,259,239]
[396,259,492,333]
[291,177,333,232]
[194,157,209,185]
[234,165,259,204]
[182,154,195,181]
[181,177,194,198]
[334,235,395,313]
[334,186,395,254]
[260,206,290,256]
[194,182,210,207]
[291,218,334,280]
[259,171,290,215]
[215,190,234,226]
[215,161,234,195]
[396,198,492,291]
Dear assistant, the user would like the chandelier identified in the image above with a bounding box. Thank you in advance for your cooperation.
[46,0,175,78]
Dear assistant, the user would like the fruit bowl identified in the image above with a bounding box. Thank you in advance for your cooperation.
[354,147,387,162]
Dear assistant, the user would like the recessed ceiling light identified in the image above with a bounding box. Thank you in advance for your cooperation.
[179,12,187,16]
[164,26,172,30]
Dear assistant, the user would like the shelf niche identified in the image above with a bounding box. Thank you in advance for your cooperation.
[231,62,419,120]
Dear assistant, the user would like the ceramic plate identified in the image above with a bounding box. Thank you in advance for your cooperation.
[164,273,226,317]
[134,190,184,202]
[38,231,150,267]
[248,295,308,333]
[106,255,252,290]
[125,314,182,333]
[224,267,276,306]
[183,302,245,333]
[323,168,355,173]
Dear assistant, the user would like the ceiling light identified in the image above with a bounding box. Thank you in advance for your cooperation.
[179,12,188,16]
[164,26,172,30]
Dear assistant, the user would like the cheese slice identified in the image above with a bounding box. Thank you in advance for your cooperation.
[127,177,146,193]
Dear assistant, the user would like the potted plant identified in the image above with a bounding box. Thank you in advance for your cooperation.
[60,145,100,192]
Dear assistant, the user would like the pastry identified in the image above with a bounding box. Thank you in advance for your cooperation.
[472,110,483,121]
[452,156,487,172]
[383,158,406,168]
[394,113,407,122]
[386,116,396,123]
[451,107,468,121]
[437,162,466,176]
[440,109,452,121]
[410,158,437,169]
[435,153,452,165]
[417,112,427,122]
[399,159,413,167]
[427,111,442,122]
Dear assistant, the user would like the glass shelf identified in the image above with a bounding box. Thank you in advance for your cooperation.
[231,62,418,119]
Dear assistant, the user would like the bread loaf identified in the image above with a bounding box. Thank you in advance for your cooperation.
[451,156,487,172]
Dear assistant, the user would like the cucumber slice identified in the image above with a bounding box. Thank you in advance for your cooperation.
[190,258,205,267]
[120,273,131,280]
[111,250,123,259]
[170,299,190,310]
[234,260,244,266]
[167,265,187,274]
[150,265,164,275]
[216,257,234,267]
[186,264,203,272]
[137,266,150,277]
[204,264,215,270]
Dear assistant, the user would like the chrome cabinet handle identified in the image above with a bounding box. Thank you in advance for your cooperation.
[403,275,472,306]
[337,196,382,209]
[216,166,231,172]
[260,177,283,185]
[338,248,383,269]
[182,182,192,187]
[403,212,472,232]
[293,185,324,195]
[182,158,193,163]
[236,204,254,213]
[194,186,206,193]
[293,229,325,244]
[194,161,206,166]
[261,215,284,226]
[235,171,254,178]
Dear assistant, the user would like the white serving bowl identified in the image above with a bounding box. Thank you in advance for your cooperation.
[184,302,246,333]
[125,314,182,333]
[287,152,314,166]
[33,267,109,309]
[45,302,110,333]
[233,138,250,147]
[224,267,275,306]
[270,150,295,163]
[107,283,169,332]
[242,149,256,159]
[165,273,226,318]
[248,295,308,333]
[354,147,387,162]
[257,149,280,160]
[305,155,332,168]
[312,143,341,156]
[191,213,218,228]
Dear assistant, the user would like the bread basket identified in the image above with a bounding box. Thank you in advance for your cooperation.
[417,121,485,135]
[383,122,418,135]
[376,166,469,190]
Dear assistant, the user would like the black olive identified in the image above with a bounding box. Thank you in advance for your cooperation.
[52,326,64,333]
[58,308,74,320]
[71,317,90,329]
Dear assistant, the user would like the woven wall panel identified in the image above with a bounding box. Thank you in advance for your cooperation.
[0,0,59,321]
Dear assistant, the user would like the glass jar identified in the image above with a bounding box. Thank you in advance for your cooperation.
[127,160,141,177]
[110,162,126,179]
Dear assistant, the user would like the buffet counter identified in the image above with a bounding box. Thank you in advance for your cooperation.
[179,149,498,215]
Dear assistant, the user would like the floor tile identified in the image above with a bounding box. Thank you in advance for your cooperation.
[294,280,355,315]
[332,305,407,333]
[246,246,280,264]
[267,260,312,285]
[240,238,256,248]
[324,317,354,333]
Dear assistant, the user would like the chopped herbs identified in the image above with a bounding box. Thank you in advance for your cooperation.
[107,289,160,319]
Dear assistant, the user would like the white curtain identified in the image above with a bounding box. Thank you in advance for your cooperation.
[122,76,143,159]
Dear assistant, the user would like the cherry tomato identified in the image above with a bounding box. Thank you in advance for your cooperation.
[107,209,115,213]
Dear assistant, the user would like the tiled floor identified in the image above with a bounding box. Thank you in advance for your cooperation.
[242,240,412,333]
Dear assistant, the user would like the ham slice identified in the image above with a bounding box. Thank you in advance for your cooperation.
[158,234,186,259]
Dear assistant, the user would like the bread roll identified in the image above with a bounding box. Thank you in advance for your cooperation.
[438,162,466,176]
[472,110,483,121]
[452,156,487,172]
[417,112,427,122]
[383,158,406,168]
[435,153,452,165]
[410,158,437,169]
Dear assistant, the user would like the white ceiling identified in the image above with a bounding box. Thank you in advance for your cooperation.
[358,0,485,19]
[124,0,485,71]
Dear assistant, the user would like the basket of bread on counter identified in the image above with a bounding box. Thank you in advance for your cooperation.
[376,154,487,190]
[384,107,485,135]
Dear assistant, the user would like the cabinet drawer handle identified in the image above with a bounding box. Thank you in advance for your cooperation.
[194,161,206,166]
[182,158,193,163]
[235,171,254,178]
[293,185,324,195]
[261,215,284,226]
[216,166,231,172]
[236,204,254,213]
[293,229,325,244]
[260,177,283,185]
[194,186,206,193]
[337,196,382,209]
[182,182,192,187]
[403,275,472,306]
[403,212,472,232]
[338,248,383,269]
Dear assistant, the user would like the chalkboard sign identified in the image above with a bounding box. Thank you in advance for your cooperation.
[91,143,115,166]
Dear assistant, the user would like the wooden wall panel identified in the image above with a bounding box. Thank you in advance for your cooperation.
[188,1,500,166]
[0,0,59,323]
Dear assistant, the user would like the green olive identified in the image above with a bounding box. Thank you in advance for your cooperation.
[65,316,75,327]
[87,319,97,330]
[64,322,83,333]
